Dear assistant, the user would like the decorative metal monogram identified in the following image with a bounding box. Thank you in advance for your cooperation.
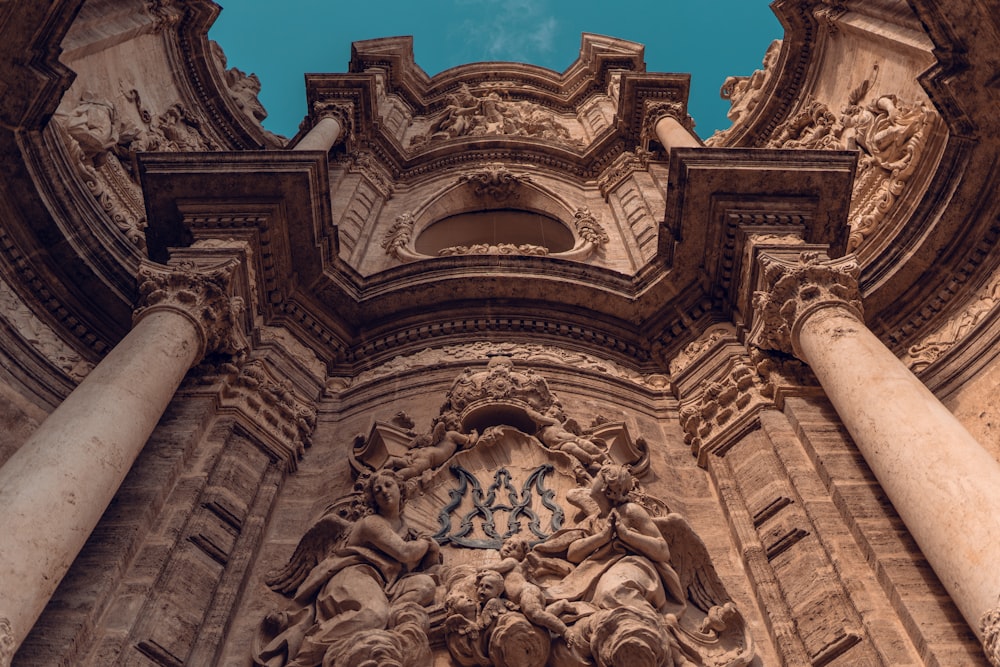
[434,464,564,548]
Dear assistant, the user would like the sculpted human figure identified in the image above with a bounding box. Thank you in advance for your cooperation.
[490,536,572,640]
[526,404,606,468]
[386,419,478,480]
[255,470,439,667]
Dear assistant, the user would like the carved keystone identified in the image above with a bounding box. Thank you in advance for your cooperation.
[749,251,862,358]
[134,259,246,359]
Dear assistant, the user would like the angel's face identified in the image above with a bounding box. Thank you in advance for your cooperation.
[500,539,526,561]
[372,475,401,512]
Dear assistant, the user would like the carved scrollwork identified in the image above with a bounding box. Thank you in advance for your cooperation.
[381,212,419,262]
[458,163,530,202]
[749,252,862,358]
[438,243,549,257]
[134,260,246,358]
[762,79,939,252]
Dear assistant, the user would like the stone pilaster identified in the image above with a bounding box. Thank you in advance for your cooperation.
[748,250,1000,663]
[0,260,243,664]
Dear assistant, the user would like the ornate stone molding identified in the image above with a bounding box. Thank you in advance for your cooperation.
[749,252,862,358]
[438,243,548,257]
[905,269,1000,372]
[134,260,246,358]
[217,359,317,470]
[312,100,354,143]
[0,277,93,383]
[641,99,691,145]
[981,605,1000,667]
[457,163,530,201]
[380,212,421,262]
[572,207,609,246]
[0,617,14,667]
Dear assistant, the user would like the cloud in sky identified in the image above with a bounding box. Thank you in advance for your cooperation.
[453,0,558,63]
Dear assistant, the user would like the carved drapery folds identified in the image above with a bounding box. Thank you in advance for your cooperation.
[255,358,754,667]
[749,252,862,359]
[134,260,246,359]
[763,80,939,252]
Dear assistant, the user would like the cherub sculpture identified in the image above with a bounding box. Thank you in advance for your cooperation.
[254,470,440,667]
[525,404,606,468]
[386,419,478,480]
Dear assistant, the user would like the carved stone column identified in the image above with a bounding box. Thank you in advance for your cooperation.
[294,100,352,152]
[750,251,1000,661]
[646,102,700,153]
[0,260,242,664]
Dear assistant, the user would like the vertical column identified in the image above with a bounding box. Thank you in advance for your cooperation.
[0,259,243,665]
[645,102,701,154]
[293,101,353,152]
[749,251,1000,664]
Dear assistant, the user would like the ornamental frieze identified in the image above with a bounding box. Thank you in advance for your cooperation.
[255,358,754,666]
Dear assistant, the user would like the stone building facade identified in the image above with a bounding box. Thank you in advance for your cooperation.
[1,1,999,665]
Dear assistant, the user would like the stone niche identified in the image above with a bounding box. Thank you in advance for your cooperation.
[231,356,761,667]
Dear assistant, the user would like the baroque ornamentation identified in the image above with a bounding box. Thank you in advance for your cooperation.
[408,84,582,148]
[0,277,93,382]
[749,252,862,358]
[210,41,284,144]
[596,148,652,197]
[458,163,530,201]
[706,40,782,146]
[642,99,692,145]
[764,79,938,251]
[217,359,318,469]
[981,605,1000,667]
[381,213,417,261]
[312,100,354,143]
[679,361,768,463]
[438,243,549,257]
[256,359,753,666]
[572,207,609,247]
[0,617,14,666]
[904,270,1000,372]
[134,260,246,358]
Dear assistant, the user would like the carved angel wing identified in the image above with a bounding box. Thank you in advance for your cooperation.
[655,513,732,613]
[264,512,351,596]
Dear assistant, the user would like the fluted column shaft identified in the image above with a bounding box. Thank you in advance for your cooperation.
[0,261,241,664]
[751,252,1000,662]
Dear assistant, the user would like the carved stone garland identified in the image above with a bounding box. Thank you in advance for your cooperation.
[254,357,755,667]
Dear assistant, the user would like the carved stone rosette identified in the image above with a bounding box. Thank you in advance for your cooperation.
[133,259,245,358]
[749,252,862,358]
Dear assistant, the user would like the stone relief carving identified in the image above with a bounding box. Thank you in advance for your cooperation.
[439,243,549,257]
[904,270,1000,372]
[53,88,223,248]
[458,163,531,202]
[257,358,754,666]
[678,362,765,462]
[981,605,1000,667]
[210,41,285,144]
[0,616,14,666]
[572,208,609,248]
[340,342,667,390]
[380,213,422,263]
[763,76,939,251]
[706,39,782,146]
[0,277,93,382]
[409,84,582,148]
[596,149,652,197]
[749,252,862,358]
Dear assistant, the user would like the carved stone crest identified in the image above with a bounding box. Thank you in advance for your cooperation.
[255,358,754,667]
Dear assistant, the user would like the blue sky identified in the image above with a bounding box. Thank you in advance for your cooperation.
[209,1,782,139]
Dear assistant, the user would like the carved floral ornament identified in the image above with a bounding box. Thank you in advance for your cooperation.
[763,76,940,252]
[748,252,863,359]
[133,260,246,358]
[254,358,755,667]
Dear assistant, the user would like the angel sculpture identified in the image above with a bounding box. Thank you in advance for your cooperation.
[386,419,478,481]
[254,470,440,667]
[530,464,755,667]
[525,404,607,469]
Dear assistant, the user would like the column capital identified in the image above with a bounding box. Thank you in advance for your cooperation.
[982,606,1000,667]
[312,100,353,142]
[133,259,246,360]
[749,251,863,359]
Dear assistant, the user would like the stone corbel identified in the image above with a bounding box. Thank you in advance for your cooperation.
[748,250,862,359]
[559,207,610,261]
[380,212,422,263]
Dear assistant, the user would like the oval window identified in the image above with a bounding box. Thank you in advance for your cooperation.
[414,209,575,255]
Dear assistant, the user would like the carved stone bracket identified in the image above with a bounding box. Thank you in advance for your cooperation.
[380,212,421,262]
[749,251,862,358]
[134,259,246,359]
